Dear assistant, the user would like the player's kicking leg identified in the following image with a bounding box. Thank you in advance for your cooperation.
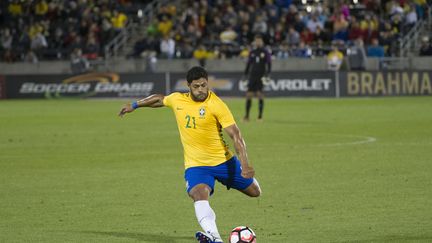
[241,178,261,197]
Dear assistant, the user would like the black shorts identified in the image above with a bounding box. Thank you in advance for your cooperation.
[247,77,263,92]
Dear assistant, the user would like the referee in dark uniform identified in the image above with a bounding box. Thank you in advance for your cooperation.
[243,35,271,122]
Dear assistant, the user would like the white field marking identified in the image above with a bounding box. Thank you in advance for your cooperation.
[312,133,377,147]
[250,133,377,148]
[377,142,432,146]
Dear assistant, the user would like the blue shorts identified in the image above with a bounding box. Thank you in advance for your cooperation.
[184,156,254,195]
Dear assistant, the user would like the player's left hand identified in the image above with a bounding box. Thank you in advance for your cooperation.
[241,165,255,178]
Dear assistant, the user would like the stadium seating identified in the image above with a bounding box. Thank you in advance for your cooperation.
[132,0,431,60]
[1,0,431,63]
[0,0,152,63]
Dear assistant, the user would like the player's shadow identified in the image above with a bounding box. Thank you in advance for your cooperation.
[81,230,192,242]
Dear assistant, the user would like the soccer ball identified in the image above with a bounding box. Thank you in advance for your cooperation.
[229,226,256,243]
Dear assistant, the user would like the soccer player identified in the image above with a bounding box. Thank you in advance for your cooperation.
[243,35,272,122]
[119,66,262,243]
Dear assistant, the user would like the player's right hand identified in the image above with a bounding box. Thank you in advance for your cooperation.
[241,165,255,179]
[118,104,134,117]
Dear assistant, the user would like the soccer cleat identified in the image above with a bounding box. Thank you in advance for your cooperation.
[195,231,223,243]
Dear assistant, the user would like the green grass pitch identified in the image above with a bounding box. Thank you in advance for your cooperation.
[1,97,432,242]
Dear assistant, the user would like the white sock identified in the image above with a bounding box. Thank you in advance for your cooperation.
[194,200,222,240]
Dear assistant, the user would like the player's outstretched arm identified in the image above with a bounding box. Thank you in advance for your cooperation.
[118,94,165,117]
[224,124,255,179]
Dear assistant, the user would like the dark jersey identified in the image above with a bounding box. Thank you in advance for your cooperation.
[244,47,272,80]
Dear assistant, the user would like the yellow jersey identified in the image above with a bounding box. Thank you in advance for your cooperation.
[163,91,235,169]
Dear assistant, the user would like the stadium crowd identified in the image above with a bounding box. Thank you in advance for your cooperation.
[0,0,153,63]
[1,0,431,64]
[130,0,431,65]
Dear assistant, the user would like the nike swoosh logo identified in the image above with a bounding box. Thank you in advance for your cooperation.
[176,107,183,110]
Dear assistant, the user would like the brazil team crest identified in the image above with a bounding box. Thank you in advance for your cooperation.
[199,107,206,118]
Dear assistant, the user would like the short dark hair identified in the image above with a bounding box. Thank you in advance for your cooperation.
[186,66,208,84]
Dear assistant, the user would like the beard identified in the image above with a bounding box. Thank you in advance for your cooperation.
[191,91,208,101]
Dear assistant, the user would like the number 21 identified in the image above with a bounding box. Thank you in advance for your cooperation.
[185,115,196,129]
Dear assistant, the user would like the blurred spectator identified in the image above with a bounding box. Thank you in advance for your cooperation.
[379,22,396,56]
[146,19,159,37]
[143,51,158,73]
[275,0,292,9]
[24,49,39,64]
[220,26,237,44]
[306,14,324,33]
[364,0,381,14]
[331,10,349,42]
[360,14,379,43]
[293,13,305,33]
[160,35,175,59]
[31,32,48,50]
[292,41,312,58]
[223,5,238,27]
[193,45,209,67]
[285,5,298,24]
[83,36,100,60]
[238,24,253,46]
[390,13,403,36]
[1,28,13,51]
[348,17,364,41]
[30,32,48,59]
[268,23,285,45]
[414,0,428,19]
[336,0,350,19]
[314,40,327,57]
[252,15,268,36]
[367,38,385,57]
[68,36,84,54]
[130,36,159,59]
[3,49,16,63]
[347,38,367,70]
[276,43,290,59]
[327,45,344,71]
[238,45,250,60]
[34,0,49,20]
[8,0,23,18]
[314,26,330,43]
[101,17,115,43]
[111,10,128,32]
[158,15,173,37]
[286,26,300,47]
[419,36,432,56]
[70,48,90,74]
[300,28,314,45]
[404,4,418,32]
[389,0,404,16]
